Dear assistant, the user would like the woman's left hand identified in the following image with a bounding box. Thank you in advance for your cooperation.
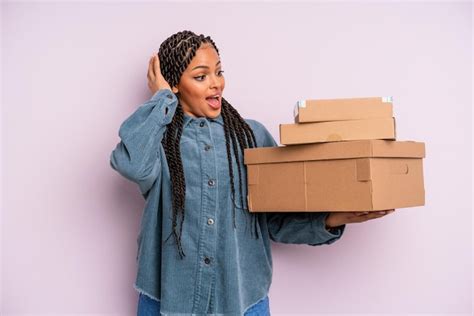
[325,209,396,228]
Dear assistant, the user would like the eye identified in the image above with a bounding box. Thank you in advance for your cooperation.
[194,70,224,81]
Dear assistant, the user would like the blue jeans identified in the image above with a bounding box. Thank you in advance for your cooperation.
[137,293,270,315]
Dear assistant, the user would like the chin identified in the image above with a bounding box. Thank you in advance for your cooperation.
[206,109,221,118]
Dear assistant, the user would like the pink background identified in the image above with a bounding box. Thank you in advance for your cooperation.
[2,1,472,315]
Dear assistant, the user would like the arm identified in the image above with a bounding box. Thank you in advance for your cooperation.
[109,88,177,198]
[249,119,346,246]
[266,211,346,246]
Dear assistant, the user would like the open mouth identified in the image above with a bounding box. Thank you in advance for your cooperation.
[206,95,221,110]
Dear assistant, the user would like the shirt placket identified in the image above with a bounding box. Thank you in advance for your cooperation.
[192,118,218,313]
[206,274,216,314]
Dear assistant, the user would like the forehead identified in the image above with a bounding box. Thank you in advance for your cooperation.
[188,44,220,67]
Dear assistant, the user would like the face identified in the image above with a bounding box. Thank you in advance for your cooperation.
[171,43,225,118]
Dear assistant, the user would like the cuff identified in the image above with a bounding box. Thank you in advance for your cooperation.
[309,212,346,246]
[151,88,176,102]
[149,88,178,125]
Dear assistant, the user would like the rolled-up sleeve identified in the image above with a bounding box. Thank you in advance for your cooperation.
[266,211,345,246]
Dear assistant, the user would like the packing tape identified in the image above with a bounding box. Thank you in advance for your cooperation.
[382,96,393,103]
[356,159,372,181]
[293,100,306,118]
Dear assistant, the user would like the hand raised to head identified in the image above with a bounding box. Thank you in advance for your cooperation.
[147,53,172,95]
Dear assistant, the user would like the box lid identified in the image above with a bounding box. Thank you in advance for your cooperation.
[280,117,396,145]
[294,96,394,123]
[244,140,425,165]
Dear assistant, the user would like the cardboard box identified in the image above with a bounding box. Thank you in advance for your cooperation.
[294,96,393,123]
[244,140,425,212]
[280,117,396,145]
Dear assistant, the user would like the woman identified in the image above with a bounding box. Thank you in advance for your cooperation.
[110,30,395,316]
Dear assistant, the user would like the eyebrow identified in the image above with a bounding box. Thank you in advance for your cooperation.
[191,60,221,71]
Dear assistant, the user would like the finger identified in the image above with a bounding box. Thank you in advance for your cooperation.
[153,54,161,75]
[358,212,388,222]
[350,210,394,223]
[364,213,386,221]
[147,55,155,80]
[147,56,153,79]
[371,210,395,218]
[374,209,394,215]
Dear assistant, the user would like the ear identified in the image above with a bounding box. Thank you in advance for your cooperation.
[172,86,179,94]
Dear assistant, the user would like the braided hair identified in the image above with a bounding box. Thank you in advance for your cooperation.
[157,30,259,259]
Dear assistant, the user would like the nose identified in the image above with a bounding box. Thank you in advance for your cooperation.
[209,73,222,90]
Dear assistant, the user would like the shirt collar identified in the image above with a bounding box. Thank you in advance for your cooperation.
[183,111,224,128]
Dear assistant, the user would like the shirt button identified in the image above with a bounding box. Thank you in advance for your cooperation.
[204,257,211,264]
[204,144,212,151]
[207,218,214,225]
[208,179,215,186]
[199,121,205,127]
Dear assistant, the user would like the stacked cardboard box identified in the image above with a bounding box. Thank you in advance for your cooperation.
[244,97,426,212]
[282,97,396,145]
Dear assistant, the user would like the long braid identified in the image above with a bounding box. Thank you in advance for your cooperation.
[158,30,260,259]
[223,101,259,238]
[223,100,251,234]
[227,104,258,148]
[162,105,186,258]
[174,107,186,256]
[220,106,237,229]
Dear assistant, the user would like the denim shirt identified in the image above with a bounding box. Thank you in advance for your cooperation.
[110,88,346,316]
